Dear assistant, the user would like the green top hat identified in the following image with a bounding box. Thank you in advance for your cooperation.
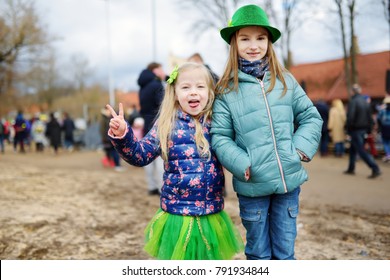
[220,5,281,44]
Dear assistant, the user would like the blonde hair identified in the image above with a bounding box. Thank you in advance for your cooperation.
[332,99,345,113]
[157,62,215,161]
[216,31,288,96]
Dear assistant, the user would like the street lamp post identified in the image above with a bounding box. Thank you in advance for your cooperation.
[151,0,157,61]
[105,0,115,106]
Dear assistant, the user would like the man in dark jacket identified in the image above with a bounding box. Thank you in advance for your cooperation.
[344,84,381,179]
[62,112,76,151]
[137,62,166,195]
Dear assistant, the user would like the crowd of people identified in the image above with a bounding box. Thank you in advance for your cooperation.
[0,111,76,155]
[314,84,389,178]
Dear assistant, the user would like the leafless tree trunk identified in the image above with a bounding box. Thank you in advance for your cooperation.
[334,0,352,97]
[347,0,358,85]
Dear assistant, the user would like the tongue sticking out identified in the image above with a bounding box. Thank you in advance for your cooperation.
[189,100,199,108]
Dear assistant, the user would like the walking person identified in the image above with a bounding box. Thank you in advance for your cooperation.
[62,112,76,151]
[13,111,27,153]
[106,62,244,260]
[137,62,166,195]
[344,84,381,178]
[31,114,47,152]
[328,99,346,157]
[211,4,323,260]
[45,112,62,155]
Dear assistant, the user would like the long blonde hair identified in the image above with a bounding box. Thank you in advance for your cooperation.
[216,32,288,96]
[157,62,215,161]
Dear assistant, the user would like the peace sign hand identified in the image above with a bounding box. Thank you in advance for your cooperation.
[106,103,127,137]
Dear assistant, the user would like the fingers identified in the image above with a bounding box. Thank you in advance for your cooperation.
[106,104,117,118]
[118,103,124,118]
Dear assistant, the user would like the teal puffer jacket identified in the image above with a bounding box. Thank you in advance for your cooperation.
[211,70,322,197]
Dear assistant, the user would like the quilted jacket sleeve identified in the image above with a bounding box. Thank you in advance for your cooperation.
[211,96,251,181]
[109,122,161,167]
[291,82,323,160]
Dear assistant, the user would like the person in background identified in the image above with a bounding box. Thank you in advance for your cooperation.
[377,96,390,162]
[127,104,141,127]
[62,112,76,151]
[13,111,27,153]
[362,95,378,158]
[131,117,145,140]
[100,107,123,171]
[0,117,5,153]
[211,4,322,260]
[45,112,62,155]
[314,100,330,157]
[188,52,220,85]
[328,99,346,157]
[137,62,166,195]
[344,84,381,178]
[106,62,243,260]
[31,114,47,152]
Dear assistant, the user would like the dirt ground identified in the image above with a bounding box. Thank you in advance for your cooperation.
[0,145,389,260]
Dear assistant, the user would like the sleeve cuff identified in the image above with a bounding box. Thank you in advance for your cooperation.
[108,126,129,139]
[297,149,310,162]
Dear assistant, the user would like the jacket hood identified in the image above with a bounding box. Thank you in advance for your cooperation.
[137,69,157,88]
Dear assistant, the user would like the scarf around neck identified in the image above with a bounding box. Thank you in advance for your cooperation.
[238,57,269,79]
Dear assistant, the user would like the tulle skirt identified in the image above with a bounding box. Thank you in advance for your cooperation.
[144,209,244,260]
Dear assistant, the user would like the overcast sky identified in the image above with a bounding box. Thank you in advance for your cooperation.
[35,0,389,91]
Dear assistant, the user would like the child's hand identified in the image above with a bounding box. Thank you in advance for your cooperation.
[106,103,126,137]
[245,167,251,181]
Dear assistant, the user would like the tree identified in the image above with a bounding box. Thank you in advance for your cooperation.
[175,0,245,43]
[347,0,358,85]
[0,0,49,97]
[69,54,92,92]
[334,0,352,96]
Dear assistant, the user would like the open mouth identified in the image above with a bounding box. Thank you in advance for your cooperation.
[189,100,200,108]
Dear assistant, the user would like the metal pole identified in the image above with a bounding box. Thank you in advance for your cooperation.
[105,0,115,106]
[151,0,157,61]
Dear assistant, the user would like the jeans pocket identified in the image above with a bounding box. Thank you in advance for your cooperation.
[287,205,299,218]
[239,207,262,222]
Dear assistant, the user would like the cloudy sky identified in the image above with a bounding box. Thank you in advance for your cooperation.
[35,0,389,91]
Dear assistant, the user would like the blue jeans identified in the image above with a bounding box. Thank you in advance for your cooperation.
[238,186,301,260]
[334,142,345,156]
[347,130,379,172]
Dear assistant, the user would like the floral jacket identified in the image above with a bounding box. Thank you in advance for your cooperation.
[109,110,225,216]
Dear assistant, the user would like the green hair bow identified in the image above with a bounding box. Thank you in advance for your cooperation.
[167,65,179,84]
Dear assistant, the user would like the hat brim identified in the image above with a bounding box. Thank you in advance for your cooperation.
[220,24,281,44]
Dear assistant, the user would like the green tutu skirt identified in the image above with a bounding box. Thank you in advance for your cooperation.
[144,209,244,260]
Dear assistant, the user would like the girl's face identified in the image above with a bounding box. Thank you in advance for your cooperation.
[175,68,209,116]
[237,26,269,61]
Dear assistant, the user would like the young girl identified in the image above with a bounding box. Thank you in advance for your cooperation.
[106,62,243,260]
[211,4,323,260]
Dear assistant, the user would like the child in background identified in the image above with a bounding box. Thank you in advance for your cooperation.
[131,117,145,140]
[106,62,243,260]
[211,4,322,260]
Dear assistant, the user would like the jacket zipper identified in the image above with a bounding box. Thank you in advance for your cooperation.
[258,79,288,193]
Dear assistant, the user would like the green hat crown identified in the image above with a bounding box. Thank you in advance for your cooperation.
[220,5,281,44]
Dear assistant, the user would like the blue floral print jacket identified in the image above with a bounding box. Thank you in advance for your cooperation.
[109,110,225,216]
